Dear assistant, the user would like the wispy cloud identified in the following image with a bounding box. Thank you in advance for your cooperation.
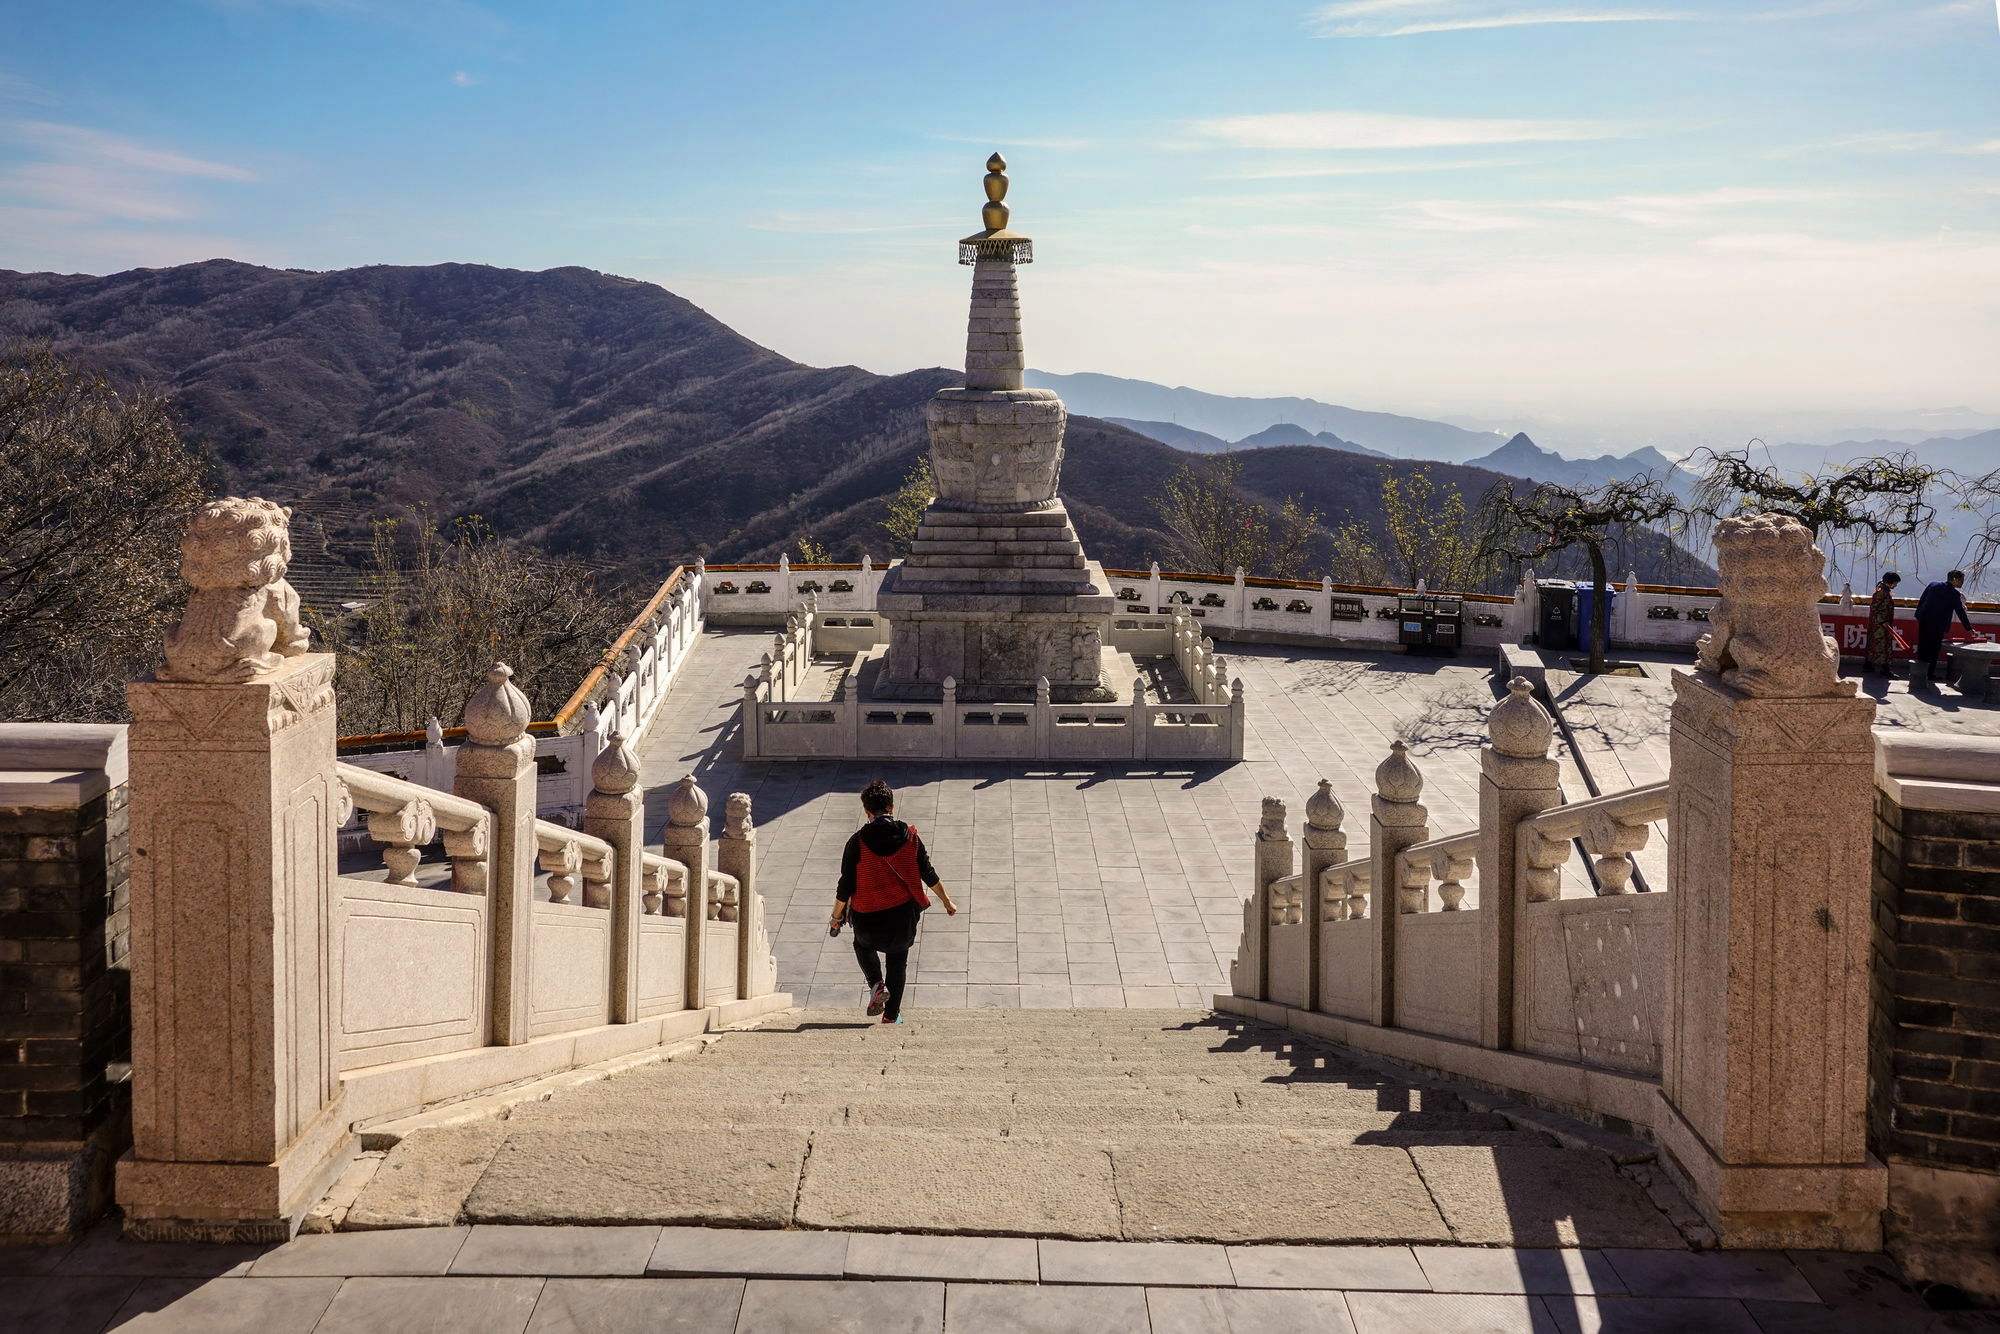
[0,120,254,226]
[451,70,477,87]
[1185,110,1623,151]
[1774,130,2000,158]
[1310,2,1696,37]
[1220,155,1531,180]
[10,120,254,180]
[1309,0,1884,37]
[1546,186,1830,226]
[1390,200,1538,231]
[744,211,933,235]
[0,70,57,107]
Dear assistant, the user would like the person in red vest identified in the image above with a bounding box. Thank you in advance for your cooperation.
[828,779,956,1024]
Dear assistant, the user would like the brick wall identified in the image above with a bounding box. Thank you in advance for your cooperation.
[0,785,132,1232]
[1870,793,2000,1174]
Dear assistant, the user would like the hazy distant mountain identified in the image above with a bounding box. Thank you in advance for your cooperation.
[1232,423,1389,458]
[1025,369,1506,463]
[1,260,1710,598]
[1745,431,1999,477]
[1104,417,1233,453]
[1467,433,1680,490]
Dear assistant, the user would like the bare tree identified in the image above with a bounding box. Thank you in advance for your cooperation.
[0,347,211,721]
[1482,475,1681,675]
[311,512,632,735]
[1951,467,2000,590]
[1689,445,1940,586]
[1155,454,1321,578]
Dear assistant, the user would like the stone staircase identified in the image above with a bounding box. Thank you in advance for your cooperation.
[332,1009,1698,1248]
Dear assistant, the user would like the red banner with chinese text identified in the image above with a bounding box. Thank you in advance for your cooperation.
[1820,615,1997,660]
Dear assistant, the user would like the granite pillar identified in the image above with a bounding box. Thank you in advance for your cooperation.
[453,664,538,1047]
[1658,511,1887,1248]
[117,653,349,1240]
[1480,679,1562,1050]
[1368,742,1428,1029]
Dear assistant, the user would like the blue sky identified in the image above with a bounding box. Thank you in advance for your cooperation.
[1,0,1996,438]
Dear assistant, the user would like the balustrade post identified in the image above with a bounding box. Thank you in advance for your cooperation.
[1232,566,1248,630]
[661,777,712,1011]
[718,793,777,998]
[942,677,961,759]
[582,731,643,1023]
[1229,677,1246,759]
[1034,676,1051,756]
[1299,780,1346,1012]
[1148,560,1162,608]
[454,662,538,1046]
[1130,676,1149,761]
[1368,742,1428,1028]
[1230,798,1294,1002]
[1660,512,1884,1248]
[1480,677,1561,1051]
[119,498,347,1239]
[739,672,761,760]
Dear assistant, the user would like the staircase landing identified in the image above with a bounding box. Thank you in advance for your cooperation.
[337,1009,1695,1250]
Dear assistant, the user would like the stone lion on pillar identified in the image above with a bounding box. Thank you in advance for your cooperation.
[1695,512,1845,698]
[161,497,311,683]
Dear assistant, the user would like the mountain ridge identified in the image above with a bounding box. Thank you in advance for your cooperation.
[0,259,1709,593]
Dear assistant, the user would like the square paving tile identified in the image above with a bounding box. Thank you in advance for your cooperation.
[1227,1243,1428,1290]
[1540,1295,1763,1333]
[1599,1249,1818,1302]
[248,1228,471,1277]
[1147,1285,1359,1334]
[450,1225,659,1276]
[846,1232,1038,1282]
[0,1276,142,1333]
[526,1277,743,1333]
[313,1275,542,1333]
[1038,1239,1233,1287]
[736,1278,944,1334]
[1347,1290,1561,1333]
[100,1276,342,1333]
[946,1281,1150,1332]
[1412,1247,1627,1295]
[647,1227,850,1279]
[54,1224,269,1278]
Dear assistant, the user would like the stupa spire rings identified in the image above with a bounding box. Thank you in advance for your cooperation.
[959,150,1033,265]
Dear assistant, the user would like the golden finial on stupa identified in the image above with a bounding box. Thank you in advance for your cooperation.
[959,151,1033,265]
[982,154,1009,231]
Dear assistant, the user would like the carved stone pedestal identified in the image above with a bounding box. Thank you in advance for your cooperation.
[116,654,351,1240]
[1661,668,1886,1247]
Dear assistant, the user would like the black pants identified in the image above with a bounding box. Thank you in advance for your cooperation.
[853,942,908,1019]
[1917,624,1947,679]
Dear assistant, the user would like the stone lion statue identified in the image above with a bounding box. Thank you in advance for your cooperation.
[1258,797,1288,840]
[161,498,311,683]
[725,791,754,837]
[1695,512,1845,698]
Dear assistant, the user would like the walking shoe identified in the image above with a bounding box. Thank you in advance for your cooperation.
[882,1013,902,1024]
[865,983,888,1016]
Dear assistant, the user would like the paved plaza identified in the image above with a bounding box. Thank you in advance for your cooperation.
[3,1225,1972,1333]
[637,631,1610,1011]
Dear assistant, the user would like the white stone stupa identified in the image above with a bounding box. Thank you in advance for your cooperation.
[872,154,1115,702]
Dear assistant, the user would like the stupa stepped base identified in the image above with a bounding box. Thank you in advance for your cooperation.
[892,503,1098,588]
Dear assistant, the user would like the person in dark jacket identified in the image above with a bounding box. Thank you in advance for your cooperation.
[828,779,956,1024]
[1914,571,1974,684]
[1865,572,1901,676]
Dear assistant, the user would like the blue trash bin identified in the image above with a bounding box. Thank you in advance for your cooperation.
[1576,584,1619,655]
